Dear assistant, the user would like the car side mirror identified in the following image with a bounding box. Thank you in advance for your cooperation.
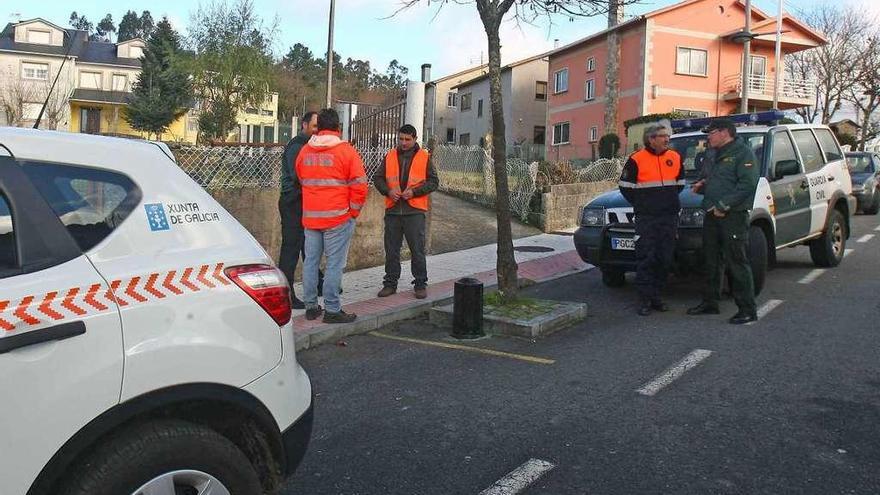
[772,160,800,180]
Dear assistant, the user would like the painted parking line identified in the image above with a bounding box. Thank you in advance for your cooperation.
[368,332,555,365]
[480,459,556,495]
[636,349,713,397]
[875,225,880,232]
[857,234,875,243]
[746,299,784,326]
[798,269,826,284]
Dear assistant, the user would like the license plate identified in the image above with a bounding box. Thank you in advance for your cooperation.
[611,237,636,250]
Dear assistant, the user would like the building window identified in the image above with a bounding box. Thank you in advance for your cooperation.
[245,107,259,115]
[22,62,49,81]
[676,47,708,76]
[534,126,546,145]
[554,68,569,93]
[590,126,599,142]
[447,92,458,108]
[585,79,596,101]
[261,109,274,117]
[459,133,470,146]
[477,99,483,118]
[587,57,596,72]
[112,74,128,92]
[26,29,51,45]
[446,128,456,143]
[187,116,199,132]
[79,71,102,89]
[460,93,472,111]
[673,108,710,118]
[535,81,547,100]
[22,102,42,121]
[552,122,570,145]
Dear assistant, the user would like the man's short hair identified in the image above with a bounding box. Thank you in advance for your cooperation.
[301,111,317,128]
[317,108,340,132]
[703,118,737,137]
[642,123,670,147]
[398,124,417,138]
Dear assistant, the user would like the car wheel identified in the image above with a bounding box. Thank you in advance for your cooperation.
[58,419,263,495]
[748,225,768,296]
[864,189,880,215]
[809,209,847,268]
[601,267,626,287]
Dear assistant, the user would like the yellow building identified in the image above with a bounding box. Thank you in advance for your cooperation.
[0,18,278,144]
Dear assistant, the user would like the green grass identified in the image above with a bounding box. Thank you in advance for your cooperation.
[483,291,558,320]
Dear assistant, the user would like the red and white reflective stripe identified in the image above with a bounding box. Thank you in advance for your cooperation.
[0,263,233,334]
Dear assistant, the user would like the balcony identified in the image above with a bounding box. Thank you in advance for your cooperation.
[723,74,816,109]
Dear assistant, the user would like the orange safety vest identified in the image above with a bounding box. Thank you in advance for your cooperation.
[629,148,683,188]
[385,148,430,211]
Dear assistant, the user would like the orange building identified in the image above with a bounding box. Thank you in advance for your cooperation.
[545,0,825,160]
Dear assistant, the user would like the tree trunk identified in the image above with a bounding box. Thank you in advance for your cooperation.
[485,28,518,300]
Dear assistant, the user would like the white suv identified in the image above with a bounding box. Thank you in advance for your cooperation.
[0,128,312,495]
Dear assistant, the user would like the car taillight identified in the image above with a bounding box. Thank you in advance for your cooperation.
[225,264,291,326]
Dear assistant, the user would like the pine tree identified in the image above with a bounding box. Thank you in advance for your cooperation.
[123,18,193,140]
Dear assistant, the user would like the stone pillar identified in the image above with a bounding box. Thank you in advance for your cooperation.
[405,80,426,142]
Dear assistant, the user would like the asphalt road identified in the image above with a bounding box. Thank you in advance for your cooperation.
[284,212,880,495]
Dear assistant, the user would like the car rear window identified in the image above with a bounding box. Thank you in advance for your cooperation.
[846,154,873,173]
[0,193,16,276]
[814,128,844,162]
[21,162,142,252]
[792,130,825,174]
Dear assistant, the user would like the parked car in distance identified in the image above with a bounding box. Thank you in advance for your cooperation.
[845,151,880,214]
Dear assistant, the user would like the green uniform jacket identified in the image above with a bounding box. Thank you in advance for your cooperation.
[701,138,759,213]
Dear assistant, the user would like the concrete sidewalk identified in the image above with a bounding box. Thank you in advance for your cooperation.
[292,231,592,351]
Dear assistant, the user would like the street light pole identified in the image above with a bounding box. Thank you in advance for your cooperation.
[325,0,335,109]
[740,0,752,113]
[772,0,783,110]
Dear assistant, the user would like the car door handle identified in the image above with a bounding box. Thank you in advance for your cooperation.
[0,321,86,354]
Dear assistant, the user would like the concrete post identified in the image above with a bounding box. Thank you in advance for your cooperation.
[405,80,426,142]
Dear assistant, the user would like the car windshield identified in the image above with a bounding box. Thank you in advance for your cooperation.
[846,154,873,173]
[671,132,765,179]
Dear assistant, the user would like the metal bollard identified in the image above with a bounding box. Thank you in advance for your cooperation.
[451,277,484,339]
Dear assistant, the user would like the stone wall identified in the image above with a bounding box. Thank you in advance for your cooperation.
[531,181,618,232]
[208,186,428,275]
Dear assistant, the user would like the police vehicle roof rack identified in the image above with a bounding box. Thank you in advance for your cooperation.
[670,110,786,133]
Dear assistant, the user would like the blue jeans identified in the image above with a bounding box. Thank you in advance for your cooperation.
[303,218,355,313]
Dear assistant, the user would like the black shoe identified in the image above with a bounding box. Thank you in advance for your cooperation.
[729,311,758,325]
[651,299,669,312]
[687,302,720,315]
[323,310,357,324]
[638,302,652,316]
[291,296,306,310]
[305,305,323,320]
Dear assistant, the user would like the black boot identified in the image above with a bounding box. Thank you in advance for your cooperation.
[638,299,652,316]
[729,311,758,325]
[651,299,669,312]
[687,301,720,315]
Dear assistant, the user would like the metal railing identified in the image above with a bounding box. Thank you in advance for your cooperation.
[724,74,816,101]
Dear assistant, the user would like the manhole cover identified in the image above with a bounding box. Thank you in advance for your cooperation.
[513,246,555,253]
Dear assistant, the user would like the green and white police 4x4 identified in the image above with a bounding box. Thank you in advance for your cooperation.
[574,120,856,294]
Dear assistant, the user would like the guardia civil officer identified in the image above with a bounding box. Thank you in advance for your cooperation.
[618,123,685,316]
[687,118,760,324]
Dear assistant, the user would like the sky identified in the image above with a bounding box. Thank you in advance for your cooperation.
[4,0,880,80]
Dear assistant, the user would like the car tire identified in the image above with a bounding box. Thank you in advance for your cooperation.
[809,209,847,268]
[58,419,263,495]
[749,225,768,296]
[601,268,626,287]
[864,189,880,215]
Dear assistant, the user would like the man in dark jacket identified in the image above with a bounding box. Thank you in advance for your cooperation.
[687,118,760,324]
[619,123,685,315]
[279,111,318,308]
[373,124,439,299]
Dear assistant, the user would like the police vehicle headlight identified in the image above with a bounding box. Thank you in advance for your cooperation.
[581,207,605,227]
[679,208,705,227]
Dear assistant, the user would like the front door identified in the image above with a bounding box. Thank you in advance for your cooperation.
[768,130,811,245]
[750,55,767,93]
[0,156,123,494]
[80,107,101,134]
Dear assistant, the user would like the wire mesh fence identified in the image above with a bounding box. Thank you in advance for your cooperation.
[173,145,285,189]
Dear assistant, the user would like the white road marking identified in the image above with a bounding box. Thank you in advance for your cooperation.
[480,459,556,495]
[636,349,713,397]
[875,225,880,232]
[799,269,826,284]
[844,248,854,258]
[746,299,784,326]
[857,234,874,243]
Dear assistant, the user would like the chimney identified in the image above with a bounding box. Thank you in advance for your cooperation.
[608,0,624,28]
[554,38,560,48]
[421,63,432,83]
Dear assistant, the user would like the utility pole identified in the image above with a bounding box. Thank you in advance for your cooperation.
[325,0,336,109]
[740,0,752,113]
[772,0,783,110]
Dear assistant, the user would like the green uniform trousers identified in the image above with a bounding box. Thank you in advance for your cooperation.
[702,210,756,314]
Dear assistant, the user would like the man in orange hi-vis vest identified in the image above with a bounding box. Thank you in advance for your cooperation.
[295,108,368,324]
[373,124,439,299]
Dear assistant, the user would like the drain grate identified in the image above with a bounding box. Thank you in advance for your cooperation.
[513,245,555,253]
